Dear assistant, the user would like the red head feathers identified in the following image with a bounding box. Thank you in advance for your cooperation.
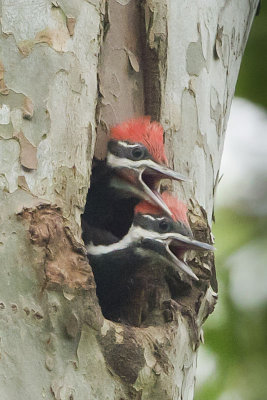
[134,192,190,226]
[110,117,168,165]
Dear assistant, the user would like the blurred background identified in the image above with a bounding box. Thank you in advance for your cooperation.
[196,3,267,400]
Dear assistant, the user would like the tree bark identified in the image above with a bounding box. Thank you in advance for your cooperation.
[0,1,258,399]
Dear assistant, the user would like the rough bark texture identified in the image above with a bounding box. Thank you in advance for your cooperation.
[0,1,258,399]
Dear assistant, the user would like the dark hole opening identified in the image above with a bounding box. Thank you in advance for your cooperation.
[81,159,192,327]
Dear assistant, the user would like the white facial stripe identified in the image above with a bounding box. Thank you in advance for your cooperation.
[117,141,141,148]
[143,215,166,221]
[107,153,188,184]
[86,233,133,255]
[87,220,212,257]
[86,222,210,256]
[129,226,174,242]
[141,215,167,223]
[107,153,159,170]
[86,226,144,255]
[87,226,168,256]
[142,214,156,221]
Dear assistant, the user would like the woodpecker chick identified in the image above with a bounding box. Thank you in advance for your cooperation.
[107,117,188,216]
[82,117,189,242]
[86,192,214,320]
[131,192,213,280]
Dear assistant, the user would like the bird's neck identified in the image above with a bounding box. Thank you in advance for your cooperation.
[86,225,165,260]
[86,225,139,256]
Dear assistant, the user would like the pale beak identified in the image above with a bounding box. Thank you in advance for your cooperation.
[166,246,199,281]
[111,155,190,216]
[164,235,215,281]
[167,233,215,252]
[143,163,190,183]
[138,171,173,217]
[138,165,189,217]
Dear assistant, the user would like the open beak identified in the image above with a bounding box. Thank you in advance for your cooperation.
[110,152,190,216]
[137,164,189,217]
[143,164,190,183]
[139,173,173,217]
[164,234,215,281]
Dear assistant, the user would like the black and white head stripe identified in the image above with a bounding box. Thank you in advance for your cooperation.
[108,140,152,162]
[133,214,193,237]
[86,215,214,256]
[107,153,160,170]
[106,152,189,184]
[86,216,214,281]
[86,225,165,256]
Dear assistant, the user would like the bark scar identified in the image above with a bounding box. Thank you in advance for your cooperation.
[18,204,94,290]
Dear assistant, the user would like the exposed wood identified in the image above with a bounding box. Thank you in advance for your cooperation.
[94,0,145,159]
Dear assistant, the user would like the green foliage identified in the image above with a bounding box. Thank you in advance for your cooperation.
[235,2,267,108]
[196,5,267,398]
[196,209,267,400]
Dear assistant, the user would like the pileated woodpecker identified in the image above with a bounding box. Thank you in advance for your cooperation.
[86,192,214,322]
[82,117,189,242]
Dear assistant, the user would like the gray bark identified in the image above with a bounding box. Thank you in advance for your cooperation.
[0,0,258,399]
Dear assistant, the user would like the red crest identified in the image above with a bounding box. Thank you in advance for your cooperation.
[134,192,189,226]
[110,117,168,165]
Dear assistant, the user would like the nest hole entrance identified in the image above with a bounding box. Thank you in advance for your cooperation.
[81,161,192,327]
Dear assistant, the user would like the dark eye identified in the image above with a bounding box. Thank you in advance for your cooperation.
[131,146,144,160]
[159,219,170,232]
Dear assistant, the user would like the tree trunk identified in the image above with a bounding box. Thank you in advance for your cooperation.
[0,1,258,399]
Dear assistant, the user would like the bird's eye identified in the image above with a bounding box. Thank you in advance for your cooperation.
[131,146,144,160]
[159,219,170,232]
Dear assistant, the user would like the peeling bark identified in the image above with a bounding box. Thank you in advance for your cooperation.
[20,204,93,289]
[0,1,258,399]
